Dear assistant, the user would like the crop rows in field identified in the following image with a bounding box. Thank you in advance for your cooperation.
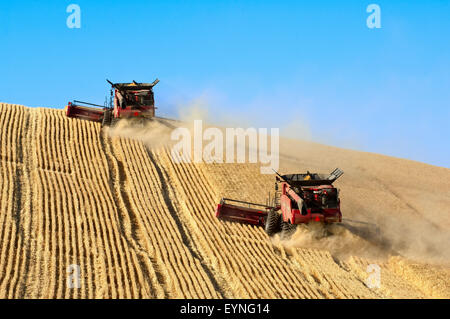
[0,104,447,298]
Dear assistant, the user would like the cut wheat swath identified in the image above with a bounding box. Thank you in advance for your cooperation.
[0,104,449,299]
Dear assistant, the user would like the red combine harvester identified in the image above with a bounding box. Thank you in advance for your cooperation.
[216,168,344,239]
[66,79,159,126]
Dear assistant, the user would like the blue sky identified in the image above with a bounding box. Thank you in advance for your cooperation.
[0,1,449,167]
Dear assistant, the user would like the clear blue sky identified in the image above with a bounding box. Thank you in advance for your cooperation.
[0,1,448,167]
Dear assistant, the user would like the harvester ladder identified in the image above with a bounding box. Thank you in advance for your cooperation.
[274,189,281,207]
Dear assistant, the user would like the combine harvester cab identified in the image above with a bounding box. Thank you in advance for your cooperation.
[279,168,344,225]
[66,78,159,127]
[215,168,345,239]
[108,79,159,123]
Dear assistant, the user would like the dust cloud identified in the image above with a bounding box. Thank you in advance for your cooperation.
[272,222,390,262]
[105,118,175,149]
[272,215,450,266]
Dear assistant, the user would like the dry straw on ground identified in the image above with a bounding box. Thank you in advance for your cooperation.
[0,103,449,298]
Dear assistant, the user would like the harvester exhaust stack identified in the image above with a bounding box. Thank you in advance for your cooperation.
[327,168,344,182]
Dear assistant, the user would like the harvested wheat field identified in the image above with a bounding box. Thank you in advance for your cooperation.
[0,103,449,299]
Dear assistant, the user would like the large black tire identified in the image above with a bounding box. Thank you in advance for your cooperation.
[102,109,112,127]
[264,210,281,236]
[281,221,298,240]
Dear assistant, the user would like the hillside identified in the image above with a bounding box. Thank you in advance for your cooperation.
[0,103,449,298]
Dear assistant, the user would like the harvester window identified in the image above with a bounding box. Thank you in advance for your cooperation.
[322,189,338,208]
[141,94,154,105]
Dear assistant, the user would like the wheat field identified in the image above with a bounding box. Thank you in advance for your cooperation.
[0,103,449,298]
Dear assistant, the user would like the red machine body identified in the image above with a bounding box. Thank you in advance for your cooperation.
[215,168,344,236]
[279,183,342,225]
[110,81,158,120]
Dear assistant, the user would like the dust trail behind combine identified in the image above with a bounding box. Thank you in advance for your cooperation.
[271,223,389,262]
[105,117,176,149]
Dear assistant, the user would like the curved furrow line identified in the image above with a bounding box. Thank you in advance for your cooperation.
[125,145,203,298]
[92,182,127,298]
[120,142,186,295]
[38,169,51,297]
[101,137,144,299]
[0,165,11,274]
[101,134,162,298]
[115,139,211,298]
[84,173,120,298]
[112,142,167,298]
[85,123,134,298]
[69,121,105,298]
[112,160,171,298]
[84,138,133,299]
[73,119,119,298]
[0,104,8,160]
[23,109,40,298]
[144,148,221,298]
[73,172,112,298]
[11,108,33,298]
[0,163,14,296]
[147,148,226,298]
[72,176,100,299]
[56,172,85,298]
[44,171,57,298]
[57,173,78,298]
[160,152,240,251]
[158,154,252,296]
[48,172,60,298]
[166,159,270,295]
[157,150,259,297]
[105,139,157,298]
[110,168,167,298]
[5,105,17,161]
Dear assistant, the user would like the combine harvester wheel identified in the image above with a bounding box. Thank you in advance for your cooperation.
[281,221,298,240]
[265,210,281,236]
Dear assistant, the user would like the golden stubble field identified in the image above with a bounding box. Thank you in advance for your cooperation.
[0,103,449,298]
